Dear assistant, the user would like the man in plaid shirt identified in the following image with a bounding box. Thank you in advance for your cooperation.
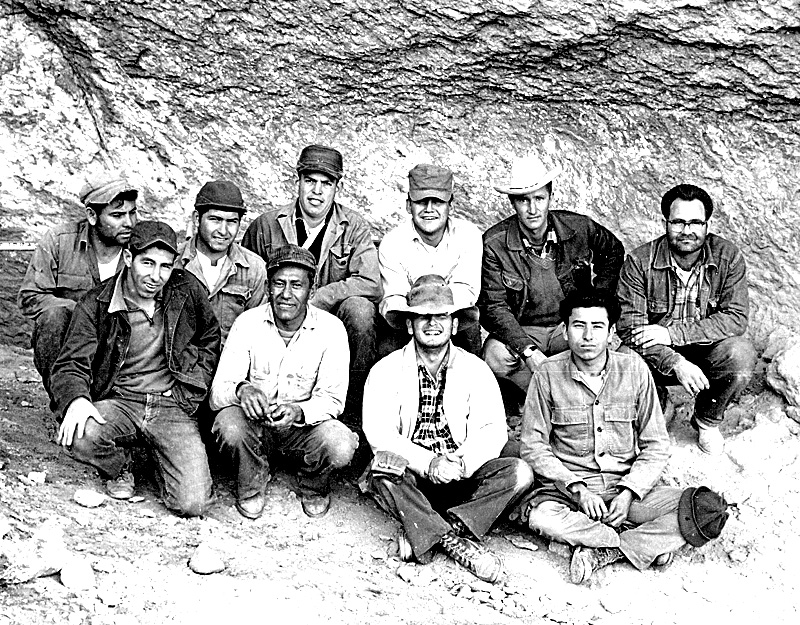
[362,275,534,583]
[617,184,757,455]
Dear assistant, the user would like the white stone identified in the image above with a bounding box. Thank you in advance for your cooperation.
[73,489,106,508]
[188,542,225,575]
[59,555,97,591]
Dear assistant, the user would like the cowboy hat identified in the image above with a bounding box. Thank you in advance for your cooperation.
[384,274,479,330]
[493,155,562,195]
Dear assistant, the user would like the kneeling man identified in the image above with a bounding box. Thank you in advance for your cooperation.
[210,245,358,520]
[520,289,689,583]
[363,275,534,583]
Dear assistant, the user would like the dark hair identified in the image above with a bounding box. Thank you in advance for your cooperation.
[660,184,714,220]
[559,288,621,327]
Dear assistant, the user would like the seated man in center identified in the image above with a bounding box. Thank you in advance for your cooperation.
[362,275,534,583]
[210,245,358,520]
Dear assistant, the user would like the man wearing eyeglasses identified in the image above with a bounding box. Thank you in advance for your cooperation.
[617,184,756,455]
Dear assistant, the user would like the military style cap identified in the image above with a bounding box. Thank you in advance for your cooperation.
[129,220,178,255]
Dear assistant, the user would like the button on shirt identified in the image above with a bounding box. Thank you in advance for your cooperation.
[520,349,670,499]
[378,218,482,318]
[209,303,349,425]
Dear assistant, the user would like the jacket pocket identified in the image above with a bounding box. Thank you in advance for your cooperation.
[218,284,251,331]
[550,406,590,456]
[328,245,352,282]
[647,298,670,325]
[604,406,636,454]
[56,273,94,298]
[501,271,525,313]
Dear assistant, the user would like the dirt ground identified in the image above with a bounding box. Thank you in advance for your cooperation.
[1,343,798,625]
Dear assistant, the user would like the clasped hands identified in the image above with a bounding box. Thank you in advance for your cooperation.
[238,383,302,430]
[569,483,634,529]
[428,453,465,485]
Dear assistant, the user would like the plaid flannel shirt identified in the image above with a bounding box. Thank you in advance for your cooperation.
[411,359,458,454]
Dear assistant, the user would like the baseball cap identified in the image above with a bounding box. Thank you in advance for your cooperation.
[129,220,178,255]
[194,180,245,213]
[296,145,344,181]
[408,164,453,202]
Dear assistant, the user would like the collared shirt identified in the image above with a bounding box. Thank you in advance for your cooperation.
[412,354,458,454]
[669,252,704,325]
[18,220,125,318]
[178,238,267,345]
[208,303,349,426]
[520,349,670,499]
[378,217,482,318]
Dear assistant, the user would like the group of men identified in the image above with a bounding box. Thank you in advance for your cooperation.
[18,144,749,584]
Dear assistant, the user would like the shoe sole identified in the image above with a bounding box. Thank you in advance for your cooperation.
[569,549,591,584]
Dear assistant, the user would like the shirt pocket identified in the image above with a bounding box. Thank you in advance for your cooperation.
[550,406,591,457]
[218,284,252,330]
[604,405,636,455]
[647,298,670,325]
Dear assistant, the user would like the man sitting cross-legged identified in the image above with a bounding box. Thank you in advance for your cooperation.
[362,274,534,584]
[210,245,358,520]
[519,288,728,583]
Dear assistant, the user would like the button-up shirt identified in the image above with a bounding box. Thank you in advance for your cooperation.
[378,218,482,318]
[520,349,669,499]
[178,238,267,345]
[209,303,349,426]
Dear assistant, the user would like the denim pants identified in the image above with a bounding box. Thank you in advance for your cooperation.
[652,336,757,427]
[525,475,685,570]
[366,457,534,558]
[212,406,358,500]
[333,296,377,425]
[32,306,73,409]
[68,390,212,517]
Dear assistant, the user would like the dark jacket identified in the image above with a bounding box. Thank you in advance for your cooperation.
[50,269,221,417]
[478,210,624,356]
[616,233,749,376]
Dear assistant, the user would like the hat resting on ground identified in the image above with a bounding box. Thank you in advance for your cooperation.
[384,274,479,330]
[79,174,138,207]
[194,180,245,213]
[267,244,318,276]
[678,486,731,547]
[408,164,454,202]
[296,145,344,181]
[493,155,562,196]
[129,220,178,255]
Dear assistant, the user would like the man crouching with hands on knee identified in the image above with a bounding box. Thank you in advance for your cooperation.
[209,245,358,520]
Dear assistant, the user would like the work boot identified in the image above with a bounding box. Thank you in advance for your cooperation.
[105,469,135,500]
[439,532,503,583]
[570,546,625,584]
[301,493,331,518]
[236,493,266,520]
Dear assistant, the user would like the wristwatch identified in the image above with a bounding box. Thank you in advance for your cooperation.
[521,346,537,360]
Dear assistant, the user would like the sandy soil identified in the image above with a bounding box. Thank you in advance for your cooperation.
[0,344,797,625]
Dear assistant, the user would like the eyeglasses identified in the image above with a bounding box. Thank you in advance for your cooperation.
[666,219,707,231]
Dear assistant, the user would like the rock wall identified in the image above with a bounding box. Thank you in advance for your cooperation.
[1,0,798,347]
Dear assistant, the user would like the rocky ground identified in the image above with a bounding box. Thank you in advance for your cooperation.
[0,343,798,625]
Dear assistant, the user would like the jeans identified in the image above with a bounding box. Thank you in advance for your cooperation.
[652,336,757,427]
[68,390,212,517]
[333,296,377,427]
[483,325,568,393]
[365,457,534,558]
[212,406,358,500]
[32,306,73,410]
[525,475,685,570]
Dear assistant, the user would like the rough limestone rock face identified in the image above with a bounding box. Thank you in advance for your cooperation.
[0,0,798,347]
[766,330,800,408]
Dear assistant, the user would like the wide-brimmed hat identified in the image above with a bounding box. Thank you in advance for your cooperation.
[384,274,479,330]
[129,220,178,255]
[493,155,562,196]
[194,180,245,213]
[408,164,453,202]
[678,486,731,547]
[296,145,344,181]
[79,174,137,207]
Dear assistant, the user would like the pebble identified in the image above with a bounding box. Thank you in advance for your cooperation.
[473,590,492,604]
[20,400,32,408]
[370,550,385,560]
[0,515,11,539]
[128,496,145,503]
[396,563,416,583]
[59,556,97,591]
[507,535,539,551]
[27,470,47,484]
[140,509,157,518]
[188,542,225,575]
[73,489,106,508]
[727,547,749,563]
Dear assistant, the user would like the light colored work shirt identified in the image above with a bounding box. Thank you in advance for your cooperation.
[209,303,349,426]
[378,218,482,318]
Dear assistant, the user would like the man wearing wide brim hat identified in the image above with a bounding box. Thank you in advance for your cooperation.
[377,163,483,358]
[18,172,140,410]
[479,154,625,396]
[178,180,267,345]
[362,274,534,583]
[241,145,381,427]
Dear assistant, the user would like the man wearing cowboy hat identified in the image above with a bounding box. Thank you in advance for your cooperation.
[242,144,381,425]
[178,180,267,345]
[378,163,483,357]
[19,173,140,409]
[362,274,534,583]
[210,245,358,520]
[479,155,624,395]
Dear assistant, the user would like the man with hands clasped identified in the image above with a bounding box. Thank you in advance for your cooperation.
[209,245,358,520]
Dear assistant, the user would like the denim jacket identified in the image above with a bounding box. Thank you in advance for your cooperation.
[241,201,382,312]
[616,234,750,376]
[520,350,669,499]
[178,238,267,345]
[50,269,221,417]
[478,211,624,356]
